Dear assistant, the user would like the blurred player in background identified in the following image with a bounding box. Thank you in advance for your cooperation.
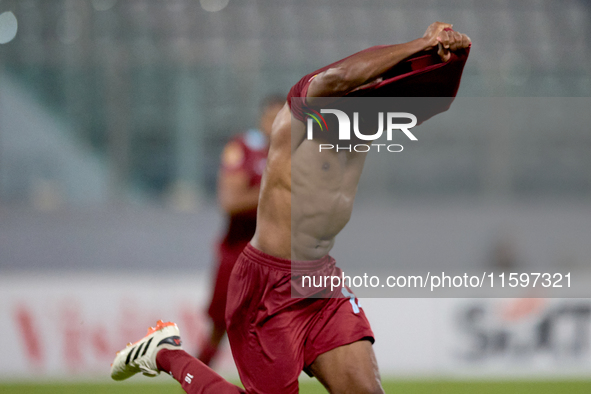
[198,95,284,366]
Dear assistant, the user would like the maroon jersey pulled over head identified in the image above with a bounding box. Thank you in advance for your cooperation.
[220,128,268,245]
[287,43,471,124]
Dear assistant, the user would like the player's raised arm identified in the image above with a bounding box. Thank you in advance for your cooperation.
[306,21,471,99]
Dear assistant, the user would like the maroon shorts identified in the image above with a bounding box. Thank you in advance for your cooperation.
[225,244,374,394]
[207,241,248,329]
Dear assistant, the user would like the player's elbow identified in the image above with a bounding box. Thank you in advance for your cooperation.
[219,190,258,215]
[219,195,239,215]
[218,191,236,214]
[220,203,241,216]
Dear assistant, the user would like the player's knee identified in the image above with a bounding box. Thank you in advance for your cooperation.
[333,382,383,394]
[331,374,383,394]
[354,377,384,394]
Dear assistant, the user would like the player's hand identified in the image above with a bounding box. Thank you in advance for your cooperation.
[422,22,453,50]
[436,29,471,62]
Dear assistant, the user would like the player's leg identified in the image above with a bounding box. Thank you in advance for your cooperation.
[225,251,305,394]
[157,349,244,394]
[226,318,303,394]
[197,324,225,366]
[199,244,241,365]
[111,320,244,394]
[302,285,383,394]
[308,340,384,394]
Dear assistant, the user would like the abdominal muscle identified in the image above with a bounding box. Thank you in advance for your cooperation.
[253,138,365,261]
[290,187,355,260]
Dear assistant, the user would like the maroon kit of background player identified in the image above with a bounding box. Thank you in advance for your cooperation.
[199,129,268,365]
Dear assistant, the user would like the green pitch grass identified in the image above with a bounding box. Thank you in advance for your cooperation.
[2,380,591,393]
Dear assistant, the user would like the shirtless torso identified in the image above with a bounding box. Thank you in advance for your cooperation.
[252,22,471,262]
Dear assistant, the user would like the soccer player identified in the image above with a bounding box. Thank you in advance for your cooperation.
[111,22,471,394]
[198,95,284,366]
